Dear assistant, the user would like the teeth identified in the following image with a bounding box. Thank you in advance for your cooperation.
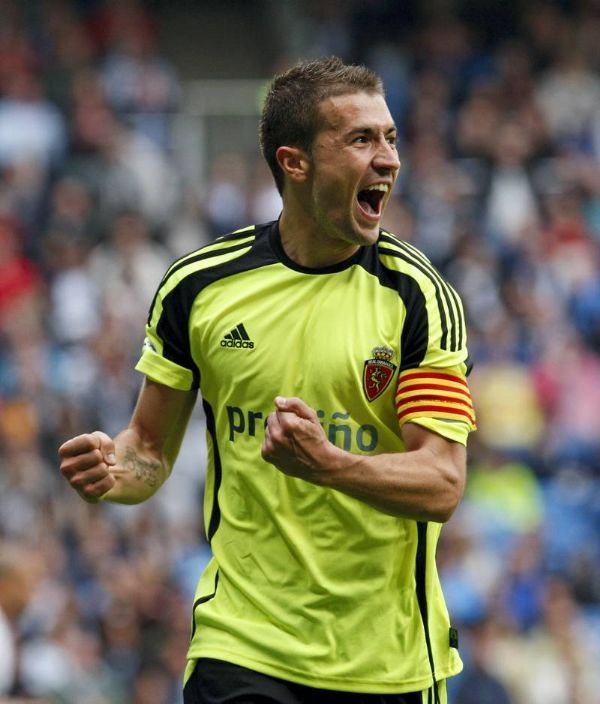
[365,184,389,193]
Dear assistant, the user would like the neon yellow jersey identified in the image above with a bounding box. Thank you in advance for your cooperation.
[136,222,475,694]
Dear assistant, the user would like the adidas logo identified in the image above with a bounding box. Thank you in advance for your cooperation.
[221,323,254,349]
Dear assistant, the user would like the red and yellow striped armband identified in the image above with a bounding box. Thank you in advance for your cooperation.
[395,367,476,431]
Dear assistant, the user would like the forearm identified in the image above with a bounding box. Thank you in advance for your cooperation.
[102,380,196,504]
[262,397,467,522]
[59,381,196,506]
[100,427,171,505]
[320,443,465,522]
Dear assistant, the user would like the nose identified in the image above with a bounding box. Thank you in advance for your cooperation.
[373,137,401,174]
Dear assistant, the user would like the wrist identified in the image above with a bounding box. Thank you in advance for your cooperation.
[316,443,351,487]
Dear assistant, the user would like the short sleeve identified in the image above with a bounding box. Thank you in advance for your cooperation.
[134,272,199,391]
[395,366,476,445]
[396,252,476,445]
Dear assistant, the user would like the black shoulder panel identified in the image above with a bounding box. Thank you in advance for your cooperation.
[155,225,278,387]
[357,245,429,371]
[377,233,464,353]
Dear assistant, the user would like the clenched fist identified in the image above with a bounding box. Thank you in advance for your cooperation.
[261,396,340,484]
[58,431,117,503]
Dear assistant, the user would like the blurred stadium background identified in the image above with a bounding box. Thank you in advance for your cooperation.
[0,0,599,702]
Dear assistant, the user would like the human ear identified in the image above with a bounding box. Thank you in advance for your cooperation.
[275,146,310,184]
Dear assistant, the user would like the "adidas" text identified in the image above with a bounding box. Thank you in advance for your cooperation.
[221,339,254,349]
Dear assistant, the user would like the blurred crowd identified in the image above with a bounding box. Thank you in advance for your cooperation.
[0,1,599,702]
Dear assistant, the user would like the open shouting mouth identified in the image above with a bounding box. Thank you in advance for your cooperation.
[357,183,389,220]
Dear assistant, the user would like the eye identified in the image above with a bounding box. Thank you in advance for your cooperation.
[387,134,397,147]
[353,135,369,144]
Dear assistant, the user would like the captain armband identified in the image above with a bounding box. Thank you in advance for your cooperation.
[395,367,476,431]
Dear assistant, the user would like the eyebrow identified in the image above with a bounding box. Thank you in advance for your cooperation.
[346,125,398,138]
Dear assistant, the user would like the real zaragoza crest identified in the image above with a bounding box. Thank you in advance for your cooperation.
[363,346,397,401]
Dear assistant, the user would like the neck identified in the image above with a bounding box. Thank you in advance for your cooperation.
[278,200,360,269]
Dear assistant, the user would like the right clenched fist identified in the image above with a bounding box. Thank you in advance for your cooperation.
[58,431,117,503]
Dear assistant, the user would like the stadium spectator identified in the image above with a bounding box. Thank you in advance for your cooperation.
[452,616,513,704]
[203,153,249,239]
[0,70,67,170]
[0,216,42,323]
[0,544,40,695]
[100,18,181,151]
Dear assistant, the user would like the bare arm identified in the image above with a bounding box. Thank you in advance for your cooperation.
[261,396,466,522]
[59,378,197,505]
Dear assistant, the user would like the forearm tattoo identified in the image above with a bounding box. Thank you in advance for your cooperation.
[123,446,161,487]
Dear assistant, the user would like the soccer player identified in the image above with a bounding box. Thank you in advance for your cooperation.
[59,57,476,704]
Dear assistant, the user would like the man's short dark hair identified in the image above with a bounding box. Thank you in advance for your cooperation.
[259,56,384,195]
